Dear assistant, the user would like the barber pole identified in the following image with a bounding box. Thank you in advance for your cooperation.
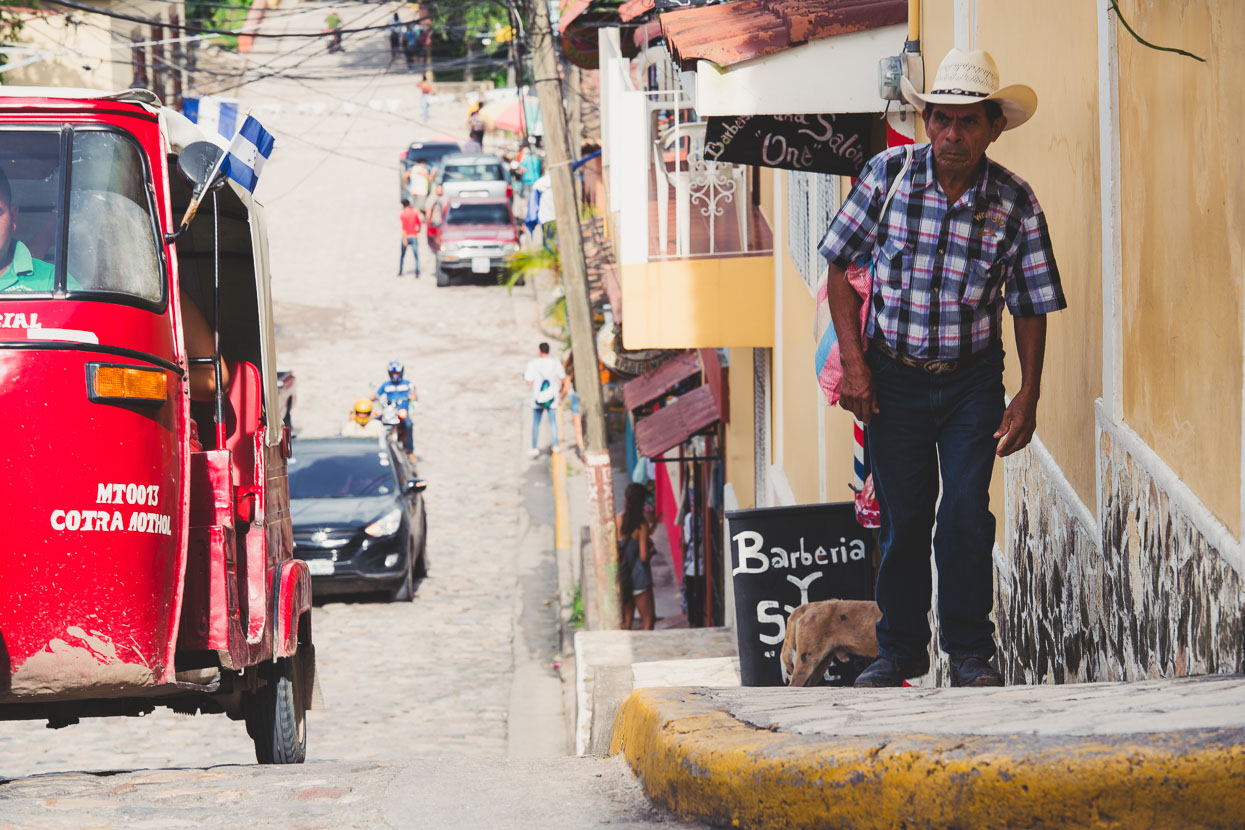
[852,418,865,491]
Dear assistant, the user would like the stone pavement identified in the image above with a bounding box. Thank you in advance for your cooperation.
[0,756,703,829]
[610,674,1245,829]
[0,10,705,828]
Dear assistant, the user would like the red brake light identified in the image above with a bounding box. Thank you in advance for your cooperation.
[506,185,513,201]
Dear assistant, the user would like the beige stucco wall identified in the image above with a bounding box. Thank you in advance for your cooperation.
[922,0,1104,512]
[6,2,184,92]
[725,347,756,510]
[1116,0,1243,536]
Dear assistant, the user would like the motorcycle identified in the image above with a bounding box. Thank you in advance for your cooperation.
[379,400,413,455]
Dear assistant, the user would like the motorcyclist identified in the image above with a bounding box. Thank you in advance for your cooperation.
[341,397,385,438]
[374,360,416,459]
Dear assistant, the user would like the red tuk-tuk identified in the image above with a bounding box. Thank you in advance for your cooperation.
[0,89,316,764]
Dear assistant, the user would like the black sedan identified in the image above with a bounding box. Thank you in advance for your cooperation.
[288,437,428,601]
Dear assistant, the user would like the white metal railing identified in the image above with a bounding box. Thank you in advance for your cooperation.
[600,28,769,264]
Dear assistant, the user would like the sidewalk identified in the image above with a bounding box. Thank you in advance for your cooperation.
[610,675,1245,829]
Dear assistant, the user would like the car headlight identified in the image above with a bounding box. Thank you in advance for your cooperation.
[441,241,461,255]
[364,508,402,538]
[502,242,518,255]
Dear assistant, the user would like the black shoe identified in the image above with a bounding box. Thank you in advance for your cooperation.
[949,656,1003,687]
[853,655,929,688]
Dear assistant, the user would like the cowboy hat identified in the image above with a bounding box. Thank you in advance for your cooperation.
[900,48,1037,130]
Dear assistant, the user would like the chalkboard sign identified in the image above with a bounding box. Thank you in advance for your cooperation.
[727,502,874,686]
[704,113,877,177]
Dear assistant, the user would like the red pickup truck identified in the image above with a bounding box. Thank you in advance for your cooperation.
[426,196,520,287]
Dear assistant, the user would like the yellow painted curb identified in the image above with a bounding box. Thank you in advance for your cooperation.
[551,450,570,551]
[611,687,1245,829]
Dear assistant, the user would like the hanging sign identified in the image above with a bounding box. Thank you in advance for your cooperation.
[727,501,875,686]
[704,113,877,177]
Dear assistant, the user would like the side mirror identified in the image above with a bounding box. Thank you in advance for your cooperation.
[404,478,427,494]
[178,141,228,193]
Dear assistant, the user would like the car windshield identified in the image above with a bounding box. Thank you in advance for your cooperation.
[446,204,510,226]
[288,447,394,498]
[407,145,456,165]
[442,162,504,182]
[0,127,163,304]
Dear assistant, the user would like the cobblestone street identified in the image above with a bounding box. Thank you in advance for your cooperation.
[0,5,698,826]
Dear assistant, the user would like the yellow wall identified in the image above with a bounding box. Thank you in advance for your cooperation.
[1116,0,1243,535]
[923,0,1104,510]
[773,170,862,506]
[725,347,756,509]
[620,255,774,349]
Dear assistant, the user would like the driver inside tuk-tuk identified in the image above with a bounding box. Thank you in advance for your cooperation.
[0,168,225,402]
[0,169,54,292]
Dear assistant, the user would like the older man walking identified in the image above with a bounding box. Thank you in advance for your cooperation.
[819,49,1066,688]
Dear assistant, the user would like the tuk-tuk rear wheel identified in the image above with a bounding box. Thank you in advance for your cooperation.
[246,653,307,764]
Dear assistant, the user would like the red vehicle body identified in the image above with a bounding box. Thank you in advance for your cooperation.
[425,196,520,287]
[0,90,316,763]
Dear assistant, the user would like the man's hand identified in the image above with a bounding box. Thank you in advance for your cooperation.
[994,387,1038,457]
[839,359,879,424]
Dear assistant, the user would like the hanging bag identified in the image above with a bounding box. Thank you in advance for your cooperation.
[812,143,913,406]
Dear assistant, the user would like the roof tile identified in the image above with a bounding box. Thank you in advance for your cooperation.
[661,0,906,68]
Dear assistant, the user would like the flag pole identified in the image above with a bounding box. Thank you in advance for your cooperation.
[177,108,251,233]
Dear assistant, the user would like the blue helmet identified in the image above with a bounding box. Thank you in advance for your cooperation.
[388,360,404,381]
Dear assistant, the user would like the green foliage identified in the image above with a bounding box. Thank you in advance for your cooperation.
[501,244,558,291]
[188,0,253,52]
[568,585,585,629]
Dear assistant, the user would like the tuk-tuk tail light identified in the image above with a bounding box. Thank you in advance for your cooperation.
[89,364,167,406]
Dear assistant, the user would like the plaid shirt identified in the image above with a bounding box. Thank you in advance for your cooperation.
[819,144,1066,360]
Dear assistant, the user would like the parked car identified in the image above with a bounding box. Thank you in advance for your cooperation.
[288,437,428,602]
[398,140,462,199]
[426,196,521,287]
[277,369,296,430]
[432,153,511,201]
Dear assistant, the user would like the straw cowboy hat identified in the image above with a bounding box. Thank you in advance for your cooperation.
[900,48,1037,130]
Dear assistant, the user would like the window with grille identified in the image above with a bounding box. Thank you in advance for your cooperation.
[786,171,810,287]
[788,172,842,293]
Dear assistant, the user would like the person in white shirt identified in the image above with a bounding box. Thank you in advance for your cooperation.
[523,342,569,458]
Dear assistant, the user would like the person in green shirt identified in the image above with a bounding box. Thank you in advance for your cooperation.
[0,170,55,293]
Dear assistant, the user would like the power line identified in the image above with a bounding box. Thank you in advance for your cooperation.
[41,0,407,38]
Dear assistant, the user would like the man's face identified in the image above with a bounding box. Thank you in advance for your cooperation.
[0,193,15,264]
[924,102,1006,179]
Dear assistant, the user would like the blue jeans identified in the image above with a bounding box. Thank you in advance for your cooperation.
[399,235,421,274]
[532,404,558,450]
[865,342,1005,665]
[420,95,431,121]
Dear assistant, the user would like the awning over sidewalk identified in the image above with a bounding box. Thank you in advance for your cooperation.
[624,349,726,458]
[658,0,907,116]
[560,0,629,68]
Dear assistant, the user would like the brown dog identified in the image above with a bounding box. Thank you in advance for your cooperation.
[781,599,882,686]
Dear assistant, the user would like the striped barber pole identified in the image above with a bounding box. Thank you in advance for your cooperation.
[852,417,865,492]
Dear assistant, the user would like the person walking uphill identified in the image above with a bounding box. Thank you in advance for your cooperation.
[398,199,423,277]
[524,342,568,458]
[819,49,1066,689]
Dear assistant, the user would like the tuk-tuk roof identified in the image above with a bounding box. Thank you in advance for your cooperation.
[0,86,280,447]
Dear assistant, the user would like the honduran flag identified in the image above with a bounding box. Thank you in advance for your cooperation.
[225,115,275,193]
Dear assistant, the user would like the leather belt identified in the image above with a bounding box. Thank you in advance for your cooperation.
[870,339,991,376]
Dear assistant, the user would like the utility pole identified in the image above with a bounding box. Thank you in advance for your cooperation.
[524,0,620,629]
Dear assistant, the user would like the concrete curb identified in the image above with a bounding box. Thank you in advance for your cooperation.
[610,687,1245,829]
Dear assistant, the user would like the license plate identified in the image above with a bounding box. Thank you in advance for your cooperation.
[307,559,335,576]
[471,256,491,274]
[463,190,488,198]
